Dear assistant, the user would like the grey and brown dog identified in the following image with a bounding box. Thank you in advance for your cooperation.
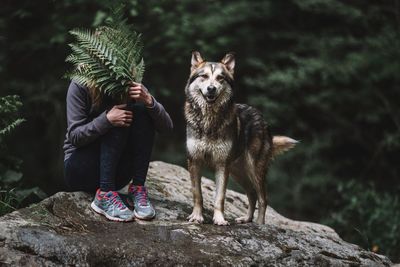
[184,51,297,225]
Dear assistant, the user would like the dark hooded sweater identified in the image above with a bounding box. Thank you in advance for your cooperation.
[63,81,173,161]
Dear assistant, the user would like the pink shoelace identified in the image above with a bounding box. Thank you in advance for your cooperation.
[130,185,149,206]
[103,191,124,209]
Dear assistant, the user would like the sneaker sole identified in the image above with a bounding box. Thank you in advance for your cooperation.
[134,210,156,220]
[90,201,134,222]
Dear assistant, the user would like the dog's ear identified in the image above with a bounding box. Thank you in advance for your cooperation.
[221,53,235,74]
[191,51,204,72]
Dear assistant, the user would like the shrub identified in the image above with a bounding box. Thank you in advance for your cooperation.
[325,181,400,261]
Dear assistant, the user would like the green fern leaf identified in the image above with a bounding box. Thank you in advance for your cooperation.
[65,7,145,98]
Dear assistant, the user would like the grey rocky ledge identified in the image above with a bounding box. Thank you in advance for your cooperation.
[0,161,392,266]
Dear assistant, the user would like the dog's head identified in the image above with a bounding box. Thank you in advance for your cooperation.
[185,51,235,105]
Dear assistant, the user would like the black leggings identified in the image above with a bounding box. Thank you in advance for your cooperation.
[64,103,155,193]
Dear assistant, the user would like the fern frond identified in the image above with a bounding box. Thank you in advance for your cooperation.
[0,95,24,138]
[135,58,145,83]
[0,118,25,137]
[65,7,145,98]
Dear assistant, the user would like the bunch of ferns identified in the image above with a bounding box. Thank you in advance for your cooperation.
[65,8,144,98]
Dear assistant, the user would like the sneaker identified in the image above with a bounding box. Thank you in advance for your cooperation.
[91,189,134,222]
[128,184,156,220]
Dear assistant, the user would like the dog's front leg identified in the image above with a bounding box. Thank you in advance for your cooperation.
[187,159,204,223]
[213,166,229,225]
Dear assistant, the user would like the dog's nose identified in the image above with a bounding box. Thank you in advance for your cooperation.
[207,86,216,94]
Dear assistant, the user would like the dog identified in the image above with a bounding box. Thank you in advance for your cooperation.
[184,51,297,225]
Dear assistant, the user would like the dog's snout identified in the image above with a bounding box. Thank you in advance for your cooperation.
[207,85,216,94]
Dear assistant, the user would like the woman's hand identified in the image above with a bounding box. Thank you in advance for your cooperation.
[106,104,133,127]
[128,82,154,107]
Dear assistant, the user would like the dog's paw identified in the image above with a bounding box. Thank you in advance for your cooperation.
[255,217,266,224]
[187,211,204,224]
[213,212,229,226]
[235,216,253,224]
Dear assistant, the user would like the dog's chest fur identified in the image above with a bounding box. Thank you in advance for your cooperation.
[185,101,238,163]
[186,136,233,162]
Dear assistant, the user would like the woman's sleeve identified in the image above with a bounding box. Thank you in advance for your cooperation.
[146,96,174,133]
[66,82,113,147]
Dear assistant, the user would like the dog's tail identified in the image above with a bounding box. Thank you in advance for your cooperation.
[272,136,298,157]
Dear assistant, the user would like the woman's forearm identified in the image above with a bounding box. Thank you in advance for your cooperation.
[66,82,113,147]
[68,111,113,147]
[146,97,173,134]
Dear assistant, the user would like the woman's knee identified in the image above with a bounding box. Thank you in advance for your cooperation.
[131,104,155,133]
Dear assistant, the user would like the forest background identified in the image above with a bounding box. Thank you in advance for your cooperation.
[0,0,399,261]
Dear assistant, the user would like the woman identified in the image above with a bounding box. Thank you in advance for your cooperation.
[63,81,173,222]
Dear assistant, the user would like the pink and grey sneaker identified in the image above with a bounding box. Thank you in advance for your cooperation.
[128,184,156,220]
[91,189,134,222]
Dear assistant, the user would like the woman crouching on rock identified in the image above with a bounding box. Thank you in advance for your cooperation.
[63,81,173,222]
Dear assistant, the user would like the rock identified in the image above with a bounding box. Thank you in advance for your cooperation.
[0,161,392,266]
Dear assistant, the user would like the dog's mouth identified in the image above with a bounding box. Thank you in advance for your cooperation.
[205,94,217,103]
[200,91,218,103]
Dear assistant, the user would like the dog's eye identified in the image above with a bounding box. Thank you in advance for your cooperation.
[200,74,209,79]
[216,75,225,81]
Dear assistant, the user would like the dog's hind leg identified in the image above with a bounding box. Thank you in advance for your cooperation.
[231,167,256,223]
[251,164,268,224]
[234,185,256,224]
[213,165,230,225]
[245,152,268,224]
[254,176,267,224]
[187,159,204,223]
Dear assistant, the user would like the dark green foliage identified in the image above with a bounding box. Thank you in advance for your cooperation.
[0,95,24,215]
[0,96,24,175]
[0,95,24,137]
[0,189,18,216]
[0,95,46,216]
[65,7,144,97]
[326,181,400,258]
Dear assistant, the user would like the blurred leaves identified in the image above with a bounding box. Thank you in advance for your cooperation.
[0,95,25,137]
[2,170,23,184]
[0,189,19,215]
[0,94,44,216]
[326,181,400,258]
